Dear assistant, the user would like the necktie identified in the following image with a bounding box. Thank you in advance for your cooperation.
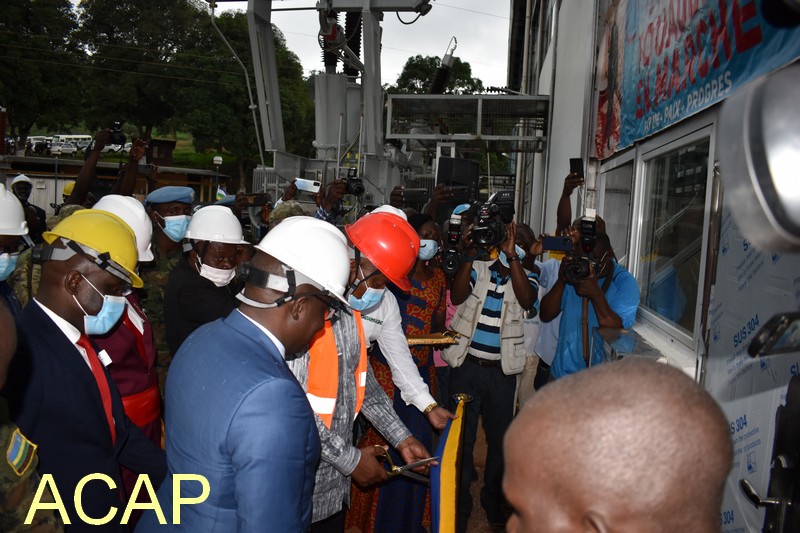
[77,334,116,444]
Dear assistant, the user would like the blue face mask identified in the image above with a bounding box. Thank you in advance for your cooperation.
[73,275,127,335]
[418,239,439,261]
[0,253,18,281]
[348,286,384,311]
[499,245,526,269]
[159,214,190,242]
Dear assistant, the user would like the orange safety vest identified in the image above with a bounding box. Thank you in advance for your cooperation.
[306,311,367,429]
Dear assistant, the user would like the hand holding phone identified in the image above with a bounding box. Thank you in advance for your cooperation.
[541,236,573,252]
[296,178,321,194]
[569,158,584,178]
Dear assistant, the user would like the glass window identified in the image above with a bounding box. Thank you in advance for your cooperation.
[601,162,633,266]
[639,139,709,336]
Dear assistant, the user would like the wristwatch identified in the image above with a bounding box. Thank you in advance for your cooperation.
[423,402,438,414]
[507,255,520,262]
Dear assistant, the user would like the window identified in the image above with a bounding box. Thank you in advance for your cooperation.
[600,162,633,266]
[638,138,710,337]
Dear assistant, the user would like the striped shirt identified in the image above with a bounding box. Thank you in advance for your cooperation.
[467,262,539,361]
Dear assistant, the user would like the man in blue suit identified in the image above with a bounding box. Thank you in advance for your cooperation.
[6,209,167,532]
[137,217,353,532]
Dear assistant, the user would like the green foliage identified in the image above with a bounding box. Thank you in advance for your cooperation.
[0,0,82,146]
[175,13,315,181]
[1,0,315,179]
[75,0,202,139]
[389,55,484,95]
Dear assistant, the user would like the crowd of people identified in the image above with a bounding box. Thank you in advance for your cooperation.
[0,130,733,533]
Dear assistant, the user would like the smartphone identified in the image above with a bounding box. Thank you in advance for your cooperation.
[541,236,573,252]
[569,157,584,178]
[242,193,272,206]
[296,178,321,194]
[401,188,429,204]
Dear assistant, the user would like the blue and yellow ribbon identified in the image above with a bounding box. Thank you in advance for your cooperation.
[431,394,471,533]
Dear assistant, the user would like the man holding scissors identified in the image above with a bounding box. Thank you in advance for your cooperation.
[287,211,435,533]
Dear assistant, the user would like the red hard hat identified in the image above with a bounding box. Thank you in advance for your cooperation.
[345,212,420,291]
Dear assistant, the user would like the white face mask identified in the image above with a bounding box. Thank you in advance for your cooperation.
[198,260,236,287]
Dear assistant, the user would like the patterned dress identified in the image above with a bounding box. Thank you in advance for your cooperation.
[347,267,446,533]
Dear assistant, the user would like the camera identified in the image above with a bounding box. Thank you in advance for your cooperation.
[472,190,515,247]
[563,256,599,284]
[563,216,598,284]
[110,121,126,146]
[442,211,463,277]
[346,167,365,197]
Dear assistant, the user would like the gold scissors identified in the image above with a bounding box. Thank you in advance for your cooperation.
[373,446,439,485]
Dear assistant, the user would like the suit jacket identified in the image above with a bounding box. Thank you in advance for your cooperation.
[136,310,320,532]
[6,302,166,532]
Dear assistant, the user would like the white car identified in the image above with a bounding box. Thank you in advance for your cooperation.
[51,142,77,156]
[100,144,123,153]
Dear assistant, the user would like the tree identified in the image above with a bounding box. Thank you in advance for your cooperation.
[0,0,82,151]
[389,55,484,94]
[76,0,201,139]
[176,12,315,182]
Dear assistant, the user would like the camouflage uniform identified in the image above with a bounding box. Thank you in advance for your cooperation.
[9,249,38,310]
[0,399,63,533]
[9,205,85,308]
[138,243,183,393]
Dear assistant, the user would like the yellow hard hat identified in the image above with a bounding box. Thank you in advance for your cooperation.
[43,209,143,288]
[62,181,75,197]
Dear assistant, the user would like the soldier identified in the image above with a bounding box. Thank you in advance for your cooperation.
[0,289,63,532]
[138,186,193,391]
[10,205,84,308]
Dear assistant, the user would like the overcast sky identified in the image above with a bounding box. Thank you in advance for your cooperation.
[217,0,511,88]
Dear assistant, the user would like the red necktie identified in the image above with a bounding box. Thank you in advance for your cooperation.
[77,334,116,444]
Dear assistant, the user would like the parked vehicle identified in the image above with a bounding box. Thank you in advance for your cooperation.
[100,144,123,154]
[51,142,77,156]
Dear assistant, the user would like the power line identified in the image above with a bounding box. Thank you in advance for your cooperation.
[0,54,316,97]
[435,2,509,20]
[0,54,245,88]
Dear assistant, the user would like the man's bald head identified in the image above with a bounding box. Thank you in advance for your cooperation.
[504,359,732,533]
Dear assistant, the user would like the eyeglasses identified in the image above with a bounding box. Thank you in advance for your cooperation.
[299,291,346,321]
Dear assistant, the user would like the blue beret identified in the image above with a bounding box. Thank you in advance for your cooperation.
[145,186,194,205]
[214,195,236,206]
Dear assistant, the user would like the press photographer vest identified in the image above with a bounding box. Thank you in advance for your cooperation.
[442,261,530,375]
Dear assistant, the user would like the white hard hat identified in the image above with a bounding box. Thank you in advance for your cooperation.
[185,205,248,244]
[10,174,32,187]
[255,217,350,304]
[94,194,154,262]
[0,184,29,236]
[371,204,408,220]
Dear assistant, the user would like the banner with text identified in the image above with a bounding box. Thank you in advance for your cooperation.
[594,0,800,159]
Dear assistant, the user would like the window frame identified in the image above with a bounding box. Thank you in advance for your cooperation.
[628,120,717,351]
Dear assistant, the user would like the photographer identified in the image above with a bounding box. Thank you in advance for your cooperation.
[540,232,639,379]
[443,217,538,531]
